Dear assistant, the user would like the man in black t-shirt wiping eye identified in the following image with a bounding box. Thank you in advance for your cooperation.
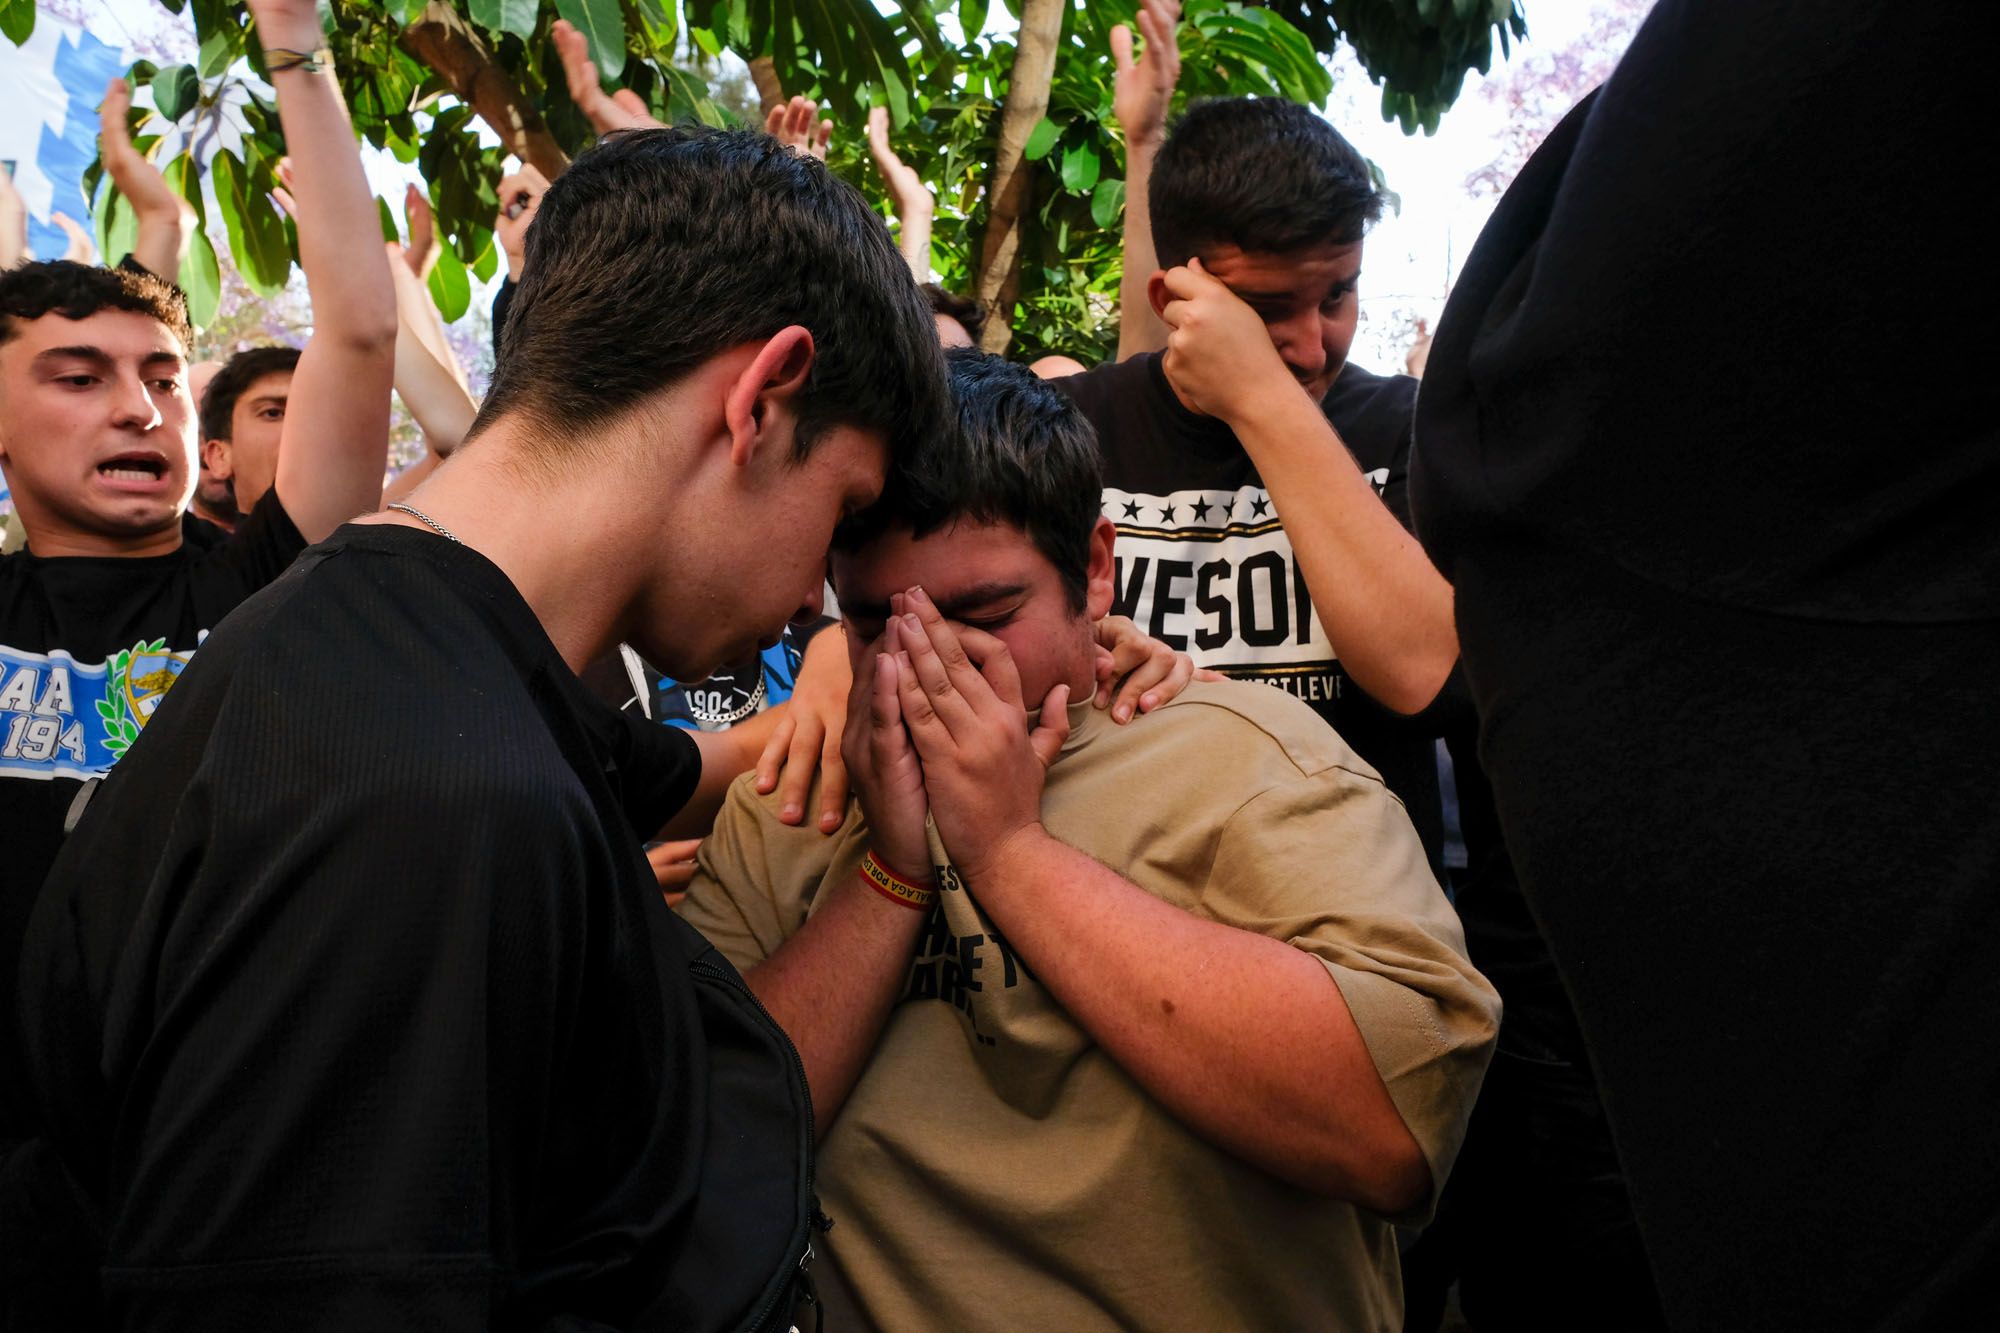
[1055,97,1459,861]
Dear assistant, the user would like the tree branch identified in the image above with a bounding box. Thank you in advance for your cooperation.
[748,55,785,120]
[398,2,569,182]
[973,0,1063,354]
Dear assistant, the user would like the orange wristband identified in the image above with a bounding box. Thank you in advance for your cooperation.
[859,850,936,911]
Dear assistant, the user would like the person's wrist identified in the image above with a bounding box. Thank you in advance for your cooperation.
[260,30,328,67]
[958,818,1051,888]
[859,847,936,911]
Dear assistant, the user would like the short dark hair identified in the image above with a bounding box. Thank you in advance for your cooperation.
[480,125,948,465]
[1149,97,1383,268]
[200,345,301,442]
[0,258,191,353]
[839,349,1102,613]
[921,283,986,344]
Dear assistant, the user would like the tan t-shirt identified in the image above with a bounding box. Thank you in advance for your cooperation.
[681,679,1499,1332]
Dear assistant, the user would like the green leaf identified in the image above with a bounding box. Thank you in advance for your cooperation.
[555,0,625,80]
[690,25,722,57]
[197,27,235,78]
[377,195,400,243]
[470,233,498,283]
[178,227,221,328]
[426,238,470,323]
[163,151,204,229]
[1022,117,1059,161]
[153,64,199,123]
[1089,176,1125,229]
[1059,141,1099,193]
[0,0,34,45]
[471,0,539,41]
[91,174,137,268]
[212,149,290,297]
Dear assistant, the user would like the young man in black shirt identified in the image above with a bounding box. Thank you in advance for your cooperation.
[11,107,949,1328]
[1055,97,1456,862]
[0,0,395,1228]
[196,343,301,524]
[1061,96,1663,1327]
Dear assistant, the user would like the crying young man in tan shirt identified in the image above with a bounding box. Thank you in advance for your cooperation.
[679,350,1499,1332]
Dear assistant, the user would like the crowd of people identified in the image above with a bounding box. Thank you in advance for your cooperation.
[1,0,1992,1328]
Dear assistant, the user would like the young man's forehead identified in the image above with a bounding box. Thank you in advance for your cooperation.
[11,307,187,361]
[833,521,1045,610]
[1204,240,1363,292]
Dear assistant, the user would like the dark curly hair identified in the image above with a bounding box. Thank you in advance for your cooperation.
[0,258,191,352]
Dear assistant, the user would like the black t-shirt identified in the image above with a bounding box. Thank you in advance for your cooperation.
[5,523,709,1327]
[1058,353,1445,867]
[0,492,305,1141]
[1410,1,2000,1327]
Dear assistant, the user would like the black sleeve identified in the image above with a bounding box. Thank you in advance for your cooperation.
[191,488,308,618]
[597,697,703,837]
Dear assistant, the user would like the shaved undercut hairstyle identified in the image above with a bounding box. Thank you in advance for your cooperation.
[0,259,190,351]
[838,348,1101,613]
[479,125,950,467]
[1150,96,1384,269]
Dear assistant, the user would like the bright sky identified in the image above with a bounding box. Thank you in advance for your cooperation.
[14,0,1626,375]
[1323,0,1610,372]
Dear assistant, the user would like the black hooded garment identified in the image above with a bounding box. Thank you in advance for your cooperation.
[1410,1,2000,1328]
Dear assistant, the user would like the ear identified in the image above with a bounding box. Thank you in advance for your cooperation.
[1084,516,1116,621]
[722,326,816,469]
[1145,270,1172,321]
[201,436,233,482]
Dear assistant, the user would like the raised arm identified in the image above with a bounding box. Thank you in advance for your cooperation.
[1112,0,1181,361]
[99,77,196,280]
[386,189,475,460]
[864,106,933,281]
[251,0,397,542]
[1158,261,1457,713]
[554,18,663,136]
[0,167,28,267]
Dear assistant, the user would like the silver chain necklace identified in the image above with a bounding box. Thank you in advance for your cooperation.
[386,501,461,544]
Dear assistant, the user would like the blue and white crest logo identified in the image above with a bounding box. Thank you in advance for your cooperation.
[1,636,200,779]
[120,645,188,723]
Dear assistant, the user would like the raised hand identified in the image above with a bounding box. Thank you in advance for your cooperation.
[554,19,662,137]
[0,168,28,267]
[864,105,933,279]
[1111,0,1182,151]
[766,96,832,161]
[99,76,195,278]
[889,587,1070,883]
[401,184,437,279]
[494,164,551,281]
[51,213,97,264]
